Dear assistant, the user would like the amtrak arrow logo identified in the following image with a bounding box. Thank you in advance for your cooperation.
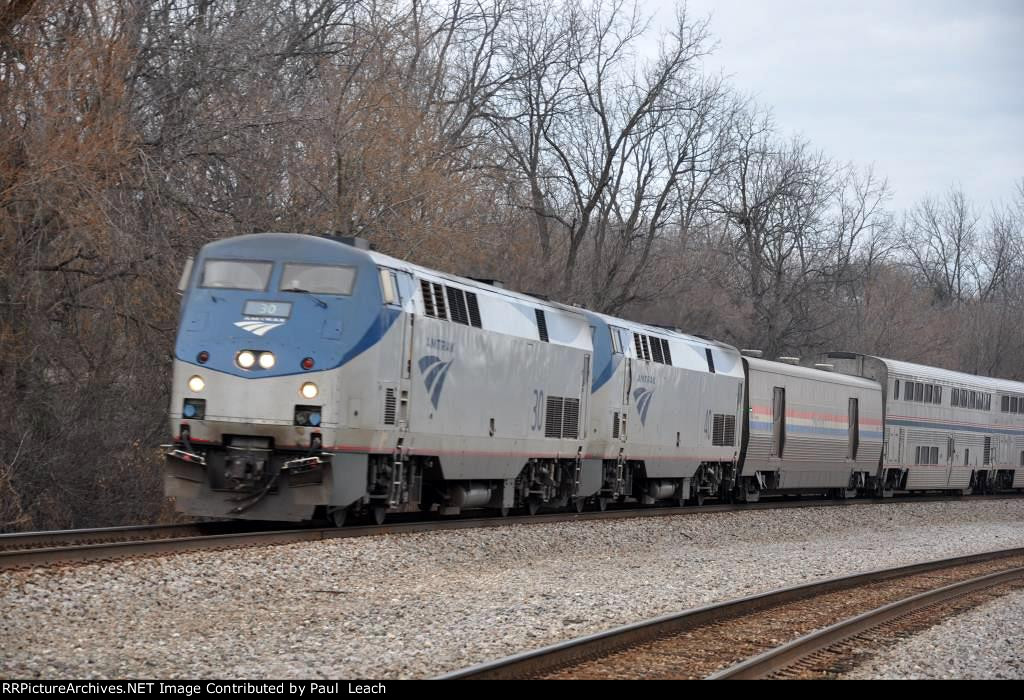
[633,387,655,426]
[234,320,284,336]
[419,355,453,408]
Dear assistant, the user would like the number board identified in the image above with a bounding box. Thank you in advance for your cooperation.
[243,300,293,318]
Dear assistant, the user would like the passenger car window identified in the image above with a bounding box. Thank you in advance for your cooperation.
[201,260,272,291]
[281,264,356,295]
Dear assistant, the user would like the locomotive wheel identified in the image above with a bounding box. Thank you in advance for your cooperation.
[572,498,585,513]
[526,497,542,516]
[596,496,609,512]
[328,507,347,528]
[693,492,705,507]
[370,505,387,525]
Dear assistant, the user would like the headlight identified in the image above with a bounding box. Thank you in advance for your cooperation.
[258,352,276,369]
[237,351,256,369]
[188,375,205,393]
[300,382,319,399]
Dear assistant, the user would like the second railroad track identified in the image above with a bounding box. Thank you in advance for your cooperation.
[440,546,1024,680]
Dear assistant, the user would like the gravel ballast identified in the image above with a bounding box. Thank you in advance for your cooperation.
[3,499,1024,679]
[842,587,1024,679]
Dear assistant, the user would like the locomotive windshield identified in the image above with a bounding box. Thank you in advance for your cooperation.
[200,259,272,291]
[280,263,356,295]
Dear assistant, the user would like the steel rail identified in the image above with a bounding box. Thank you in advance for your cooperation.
[708,565,1024,679]
[0,500,801,569]
[2,493,1020,570]
[0,521,270,550]
[436,546,1024,680]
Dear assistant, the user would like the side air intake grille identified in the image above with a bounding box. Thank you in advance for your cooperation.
[660,338,672,365]
[711,413,736,446]
[420,279,435,317]
[446,286,469,325]
[562,398,580,439]
[432,282,446,319]
[650,336,664,363]
[535,309,549,342]
[383,388,397,425]
[612,411,620,439]
[466,292,481,328]
[545,396,563,438]
[544,396,580,439]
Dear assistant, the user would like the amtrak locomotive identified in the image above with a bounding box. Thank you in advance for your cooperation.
[165,234,1024,524]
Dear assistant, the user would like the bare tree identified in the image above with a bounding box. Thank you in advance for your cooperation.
[713,111,833,356]
[488,0,728,312]
[902,187,981,305]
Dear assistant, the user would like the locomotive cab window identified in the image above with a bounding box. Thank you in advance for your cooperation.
[610,326,631,354]
[610,327,622,353]
[281,264,356,295]
[201,259,272,291]
[177,257,194,293]
[379,269,399,304]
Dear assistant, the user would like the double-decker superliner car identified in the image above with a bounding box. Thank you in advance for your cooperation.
[822,353,1024,495]
[584,313,744,506]
[737,357,884,501]
[166,233,602,524]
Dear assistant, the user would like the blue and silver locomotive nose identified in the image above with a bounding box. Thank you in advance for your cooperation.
[166,233,398,520]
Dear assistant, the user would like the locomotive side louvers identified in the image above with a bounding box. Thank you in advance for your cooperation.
[384,388,397,425]
[545,396,580,439]
[712,414,736,447]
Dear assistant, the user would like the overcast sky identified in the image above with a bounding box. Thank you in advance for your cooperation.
[674,0,1023,214]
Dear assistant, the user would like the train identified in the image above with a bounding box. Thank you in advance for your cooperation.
[164,233,1024,524]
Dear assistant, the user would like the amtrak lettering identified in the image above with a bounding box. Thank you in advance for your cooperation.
[426,337,455,352]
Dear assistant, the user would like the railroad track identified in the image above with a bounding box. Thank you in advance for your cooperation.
[2,494,1020,571]
[0,500,787,569]
[438,546,1024,680]
[712,567,1024,679]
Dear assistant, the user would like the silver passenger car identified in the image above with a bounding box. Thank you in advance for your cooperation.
[822,353,1024,494]
[738,357,883,500]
